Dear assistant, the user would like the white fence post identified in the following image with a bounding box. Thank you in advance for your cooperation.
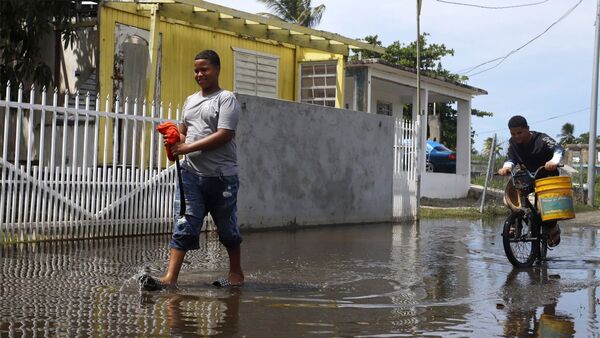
[0,82,11,241]
[392,118,419,221]
[0,83,178,243]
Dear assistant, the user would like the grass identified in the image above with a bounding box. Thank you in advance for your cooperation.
[420,204,508,220]
[574,202,599,213]
[471,174,507,191]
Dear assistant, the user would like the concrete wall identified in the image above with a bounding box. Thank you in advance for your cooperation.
[235,94,395,229]
[422,172,470,199]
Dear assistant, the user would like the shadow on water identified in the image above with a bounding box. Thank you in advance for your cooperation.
[1,219,600,336]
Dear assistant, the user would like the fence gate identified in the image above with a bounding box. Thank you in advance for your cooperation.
[393,118,419,221]
[0,84,182,244]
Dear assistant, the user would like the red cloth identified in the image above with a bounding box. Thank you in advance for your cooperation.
[157,122,181,161]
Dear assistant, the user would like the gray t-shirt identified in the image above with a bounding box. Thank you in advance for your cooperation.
[181,89,240,177]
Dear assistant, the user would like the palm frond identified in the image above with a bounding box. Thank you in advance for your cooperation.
[257,0,325,27]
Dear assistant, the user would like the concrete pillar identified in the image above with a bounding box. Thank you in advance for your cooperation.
[429,103,441,141]
[145,4,160,105]
[367,67,372,113]
[412,88,429,174]
[456,99,471,177]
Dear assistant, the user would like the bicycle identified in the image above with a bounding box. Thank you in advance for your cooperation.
[500,165,562,268]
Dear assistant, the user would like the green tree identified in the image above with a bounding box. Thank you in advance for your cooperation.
[356,35,384,59]
[576,132,600,144]
[382,34,468,82]
[0,0,80,94]
[257,0,325,28]
[557,123,576,145]
[352,33,468,82]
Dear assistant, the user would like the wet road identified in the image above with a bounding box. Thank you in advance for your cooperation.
[1,218,600,337]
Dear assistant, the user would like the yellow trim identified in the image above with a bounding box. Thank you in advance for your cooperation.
[171,0,385,53]
[336,56,345,108]
[103,0,385,55]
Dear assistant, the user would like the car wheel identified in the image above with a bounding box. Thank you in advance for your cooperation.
[426,162,435,172]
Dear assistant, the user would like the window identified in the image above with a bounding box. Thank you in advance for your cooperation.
[233,48,278,98]
[300,62,337,107]
[376,100,393,116]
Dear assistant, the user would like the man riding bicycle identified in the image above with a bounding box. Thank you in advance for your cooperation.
[497,115,564,247]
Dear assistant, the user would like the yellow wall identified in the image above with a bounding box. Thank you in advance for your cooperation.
[98,5,345,164]
[98,6,323,110]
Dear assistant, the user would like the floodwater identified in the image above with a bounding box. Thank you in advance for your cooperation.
[2,219,600,337]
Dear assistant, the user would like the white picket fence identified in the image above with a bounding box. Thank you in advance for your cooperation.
[393,118,419,221]
[0,83,185,243]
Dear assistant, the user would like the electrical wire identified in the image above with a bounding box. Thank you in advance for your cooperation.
[457,0,584,76]
[436,0,551,9]
[476,107,590,136]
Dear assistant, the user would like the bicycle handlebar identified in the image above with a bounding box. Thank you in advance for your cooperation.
[493,163,564,178]
[531,163,564,179]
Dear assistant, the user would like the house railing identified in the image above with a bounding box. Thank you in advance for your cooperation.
[0,83,183,243]
[393,118,419,220]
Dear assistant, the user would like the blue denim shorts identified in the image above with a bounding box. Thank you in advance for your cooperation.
[170,167,242,251]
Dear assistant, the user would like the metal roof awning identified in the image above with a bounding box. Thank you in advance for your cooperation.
[348,58,488,97]
[103,0,386,56]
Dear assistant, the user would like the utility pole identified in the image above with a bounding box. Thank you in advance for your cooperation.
[415,0,423,218]
[588,0,600,207]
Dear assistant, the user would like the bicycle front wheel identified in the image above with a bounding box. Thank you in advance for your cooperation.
[502,211,539,267]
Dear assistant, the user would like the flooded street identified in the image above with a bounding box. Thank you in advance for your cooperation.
[2,218,600,337]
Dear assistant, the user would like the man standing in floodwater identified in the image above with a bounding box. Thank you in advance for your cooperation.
[140,50,244,290]
[497,115,564,246]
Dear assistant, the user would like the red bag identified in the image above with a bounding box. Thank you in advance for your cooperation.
[156,122,181,161]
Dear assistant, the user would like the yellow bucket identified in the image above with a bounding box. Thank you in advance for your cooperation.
[534,176,576,221]
[538,314,575,337]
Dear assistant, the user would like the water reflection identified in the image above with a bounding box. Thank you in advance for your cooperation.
[501,268,575,337]
[1,220,600,336]
[148,290,241,337]
[0,234,229,337]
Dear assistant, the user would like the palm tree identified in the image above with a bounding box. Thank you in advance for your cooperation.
[557,123,576,145]
[482,137,503,157]
[257,0,326,28]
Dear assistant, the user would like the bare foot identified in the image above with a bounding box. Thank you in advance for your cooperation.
[159,277,177,288]
[228,272,244,286]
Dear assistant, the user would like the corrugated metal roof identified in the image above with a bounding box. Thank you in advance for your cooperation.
[348,58,488,96]
[105,0,386,56]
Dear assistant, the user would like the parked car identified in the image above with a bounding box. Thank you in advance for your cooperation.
[426,140,456,173]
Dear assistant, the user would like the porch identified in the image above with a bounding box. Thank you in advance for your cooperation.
[345,59,488,199]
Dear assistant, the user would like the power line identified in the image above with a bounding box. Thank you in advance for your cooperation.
[436,0,551,9]
[476,107,590,136]
[457,0,584,76]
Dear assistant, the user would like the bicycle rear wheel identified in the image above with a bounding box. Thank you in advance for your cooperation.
[502,211,539,267]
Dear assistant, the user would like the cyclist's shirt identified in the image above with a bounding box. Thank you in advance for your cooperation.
[504,131,564,174]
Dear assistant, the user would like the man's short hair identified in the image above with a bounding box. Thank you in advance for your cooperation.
[508,115,529,129]
[195,50,220,67]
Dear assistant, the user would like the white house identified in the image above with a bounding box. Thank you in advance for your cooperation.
[345,59,488,199]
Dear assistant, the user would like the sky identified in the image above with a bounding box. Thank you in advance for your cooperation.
[215,0,598,151]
